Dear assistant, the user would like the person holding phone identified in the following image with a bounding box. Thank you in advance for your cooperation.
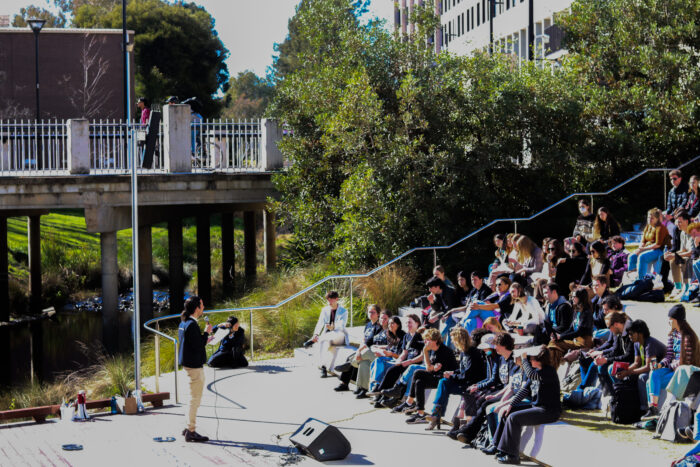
[178,295,212,442]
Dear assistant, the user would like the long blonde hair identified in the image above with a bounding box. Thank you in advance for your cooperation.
[516,235,538,263]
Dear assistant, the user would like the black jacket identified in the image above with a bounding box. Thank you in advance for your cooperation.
[558,308,593,341]
[450,346,487,386]
[668,182,690,214]
[178,317,209,368]
[544,296,573,335]
[591,291,611,331]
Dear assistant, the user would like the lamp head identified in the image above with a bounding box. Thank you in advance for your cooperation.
[27,18,47,34]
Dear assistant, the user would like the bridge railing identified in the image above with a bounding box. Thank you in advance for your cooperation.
[0,119,68,175]
[0,114,282,176]
[191,119,263,173]
[142,154,700,398]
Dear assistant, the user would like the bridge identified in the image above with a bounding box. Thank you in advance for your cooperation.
[0,105,282,351]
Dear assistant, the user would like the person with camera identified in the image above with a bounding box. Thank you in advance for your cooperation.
[178,295,213,443]
[207,315,248,369]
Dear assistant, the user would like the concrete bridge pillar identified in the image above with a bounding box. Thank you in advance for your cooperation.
[28,215,41,313]
[67,119,90,174]
[261,119,284,171]
[0,217,8,322]
[244,211,256,277]
[100,231,119,351]
[264,209,276,271]
[196,214,212,305]
[168,219,184,316]
[221,213,235,295]
[138,225,153,324]
[163,104,192,173]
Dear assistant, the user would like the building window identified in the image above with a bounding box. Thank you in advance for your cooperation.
[482,0,486,23]
[466,10,470,31]
[471,6,475,29]
[462,13,465,34]
[477,4,480,26]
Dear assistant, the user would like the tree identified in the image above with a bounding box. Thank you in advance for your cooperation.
[72,0,229,117]
[12,5,67,28]
[221,71,274,119]
[57,34,114,118]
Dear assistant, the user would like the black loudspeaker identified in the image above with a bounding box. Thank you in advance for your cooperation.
[289,418,351,462]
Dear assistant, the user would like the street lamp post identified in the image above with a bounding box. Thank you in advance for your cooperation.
[27,19,46,120]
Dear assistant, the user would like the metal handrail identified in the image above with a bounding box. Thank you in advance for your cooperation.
[143,154,700,392]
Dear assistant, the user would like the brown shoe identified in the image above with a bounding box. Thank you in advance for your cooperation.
[185,430,209,443]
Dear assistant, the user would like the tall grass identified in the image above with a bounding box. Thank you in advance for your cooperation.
[0,344,135,411]
[356,264,419,314]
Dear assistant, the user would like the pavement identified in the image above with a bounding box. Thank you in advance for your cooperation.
[0,299,693,466]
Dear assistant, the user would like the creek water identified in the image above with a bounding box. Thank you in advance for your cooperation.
[0,290,182,387]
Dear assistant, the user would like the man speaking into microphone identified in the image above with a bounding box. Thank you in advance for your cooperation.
[178,295,213,442]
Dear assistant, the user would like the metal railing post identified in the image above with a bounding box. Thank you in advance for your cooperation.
[433,249,437,270]
[173,340,179,404]
[250,310,254,361]
[154,322,160,393]
[349,278,354,328]
[664,170,668,210]
[514,221,518,234]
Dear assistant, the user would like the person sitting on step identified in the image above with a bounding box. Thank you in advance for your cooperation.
[334,305,387,397]
[394,328,459,423]
[425,327,487,430]
[207,315,248,369]
[309,290,348,378]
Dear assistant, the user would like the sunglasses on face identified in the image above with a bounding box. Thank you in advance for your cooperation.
[671,177,679,181]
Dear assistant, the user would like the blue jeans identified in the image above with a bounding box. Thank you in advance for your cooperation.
[400,364,426,397]
[628,249,663,276]
[693,260,700,283]
[441,318,458,349]
[431,377,464,416]
[648,367,675,398]
[459,308,497,334]
[369,356,393,392]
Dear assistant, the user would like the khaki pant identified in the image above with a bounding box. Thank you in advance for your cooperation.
[318,330,346,370]
[548,336,593,368]
[184,366,205,431]
[669,256,692,284]
[352,347,378,390]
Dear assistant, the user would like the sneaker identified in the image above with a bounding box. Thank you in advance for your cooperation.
[380,397,399,409]
[184,430,209,443]
[320,366,328,378]
[641,406,660,419]
[353,387,363,395]
[391,401,413,413]
[381,384,406,399]
[334,383,350,392]
[403,404,419,414]
[456,433,473,445]
[405,413,427,424]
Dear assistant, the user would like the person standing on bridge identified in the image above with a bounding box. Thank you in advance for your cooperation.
[178,295,212,442]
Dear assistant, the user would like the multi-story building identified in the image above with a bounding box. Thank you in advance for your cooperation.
[393,0,571,63]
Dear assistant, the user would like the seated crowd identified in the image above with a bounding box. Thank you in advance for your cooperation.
[306,169,700,465]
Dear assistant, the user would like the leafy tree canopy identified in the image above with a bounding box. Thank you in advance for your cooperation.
[12,4,67,28]
[221,71,274,119]
[269,0,700,272]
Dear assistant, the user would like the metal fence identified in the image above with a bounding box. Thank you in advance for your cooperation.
[0,119,68,175]
[191,119,262,172]
[89,120,166,174]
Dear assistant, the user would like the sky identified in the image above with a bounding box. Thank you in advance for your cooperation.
[2,0,395,78]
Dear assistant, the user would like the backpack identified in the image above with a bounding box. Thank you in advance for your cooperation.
[472,422,491,450]
[636,289,666,303]
[681,284,700,303]
[654,400,693,442]
[610,379,642,424]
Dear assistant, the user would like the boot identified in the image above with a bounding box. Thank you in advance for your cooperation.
[447,417,462,439]
[381,383,407,399]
